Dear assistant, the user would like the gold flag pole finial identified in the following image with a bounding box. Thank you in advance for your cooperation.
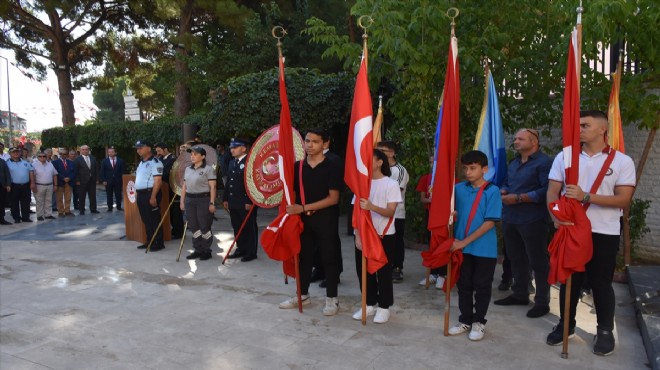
[576,1,584,25]
[447,8,459,37]
[272,26,287,58]
[357,15,373,63]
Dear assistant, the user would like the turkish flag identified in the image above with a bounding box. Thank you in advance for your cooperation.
[344,58,386,274]
[547,28,593,284]
[425,34,460,268]
[260,52,303,277]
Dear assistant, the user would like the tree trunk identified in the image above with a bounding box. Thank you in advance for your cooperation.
[55,67,76,126]
[174,0,194,118]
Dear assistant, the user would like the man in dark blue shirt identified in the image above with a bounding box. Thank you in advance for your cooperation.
[494,128,553,318]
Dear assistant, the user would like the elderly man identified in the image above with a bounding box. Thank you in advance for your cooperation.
[6,147,35,223]
[494,128,552,318]
[53,148,77,216]
[32,152,58,220]
[74,145,99,215]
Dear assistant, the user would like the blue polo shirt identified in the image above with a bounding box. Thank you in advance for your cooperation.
[6,159,33,184]
[454,181,502,258]
[501,151,552,224]
[135,156,163,190]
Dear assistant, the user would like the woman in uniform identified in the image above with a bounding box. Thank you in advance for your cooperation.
[180,146,217,260]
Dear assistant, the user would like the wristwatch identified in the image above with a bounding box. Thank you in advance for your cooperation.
[210,201,215,205]
[582,193,591,204]
[515,194,522,203]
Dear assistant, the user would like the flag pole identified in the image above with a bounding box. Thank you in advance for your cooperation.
[561,1,583,359]
[358,15,373,326]
[444,7,459,337]
[271,26,303,313]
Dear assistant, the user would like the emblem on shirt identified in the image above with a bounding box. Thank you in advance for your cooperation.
[127,180,137,203]
[606,168,613,176]
[239,163,245,170]
[157,167,163,174]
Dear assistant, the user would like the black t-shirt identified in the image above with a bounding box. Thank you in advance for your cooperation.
[293,158,342,207]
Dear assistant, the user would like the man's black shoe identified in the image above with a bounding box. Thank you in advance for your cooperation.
[240,255,256,262]
[310,268,325,282]
[37,217,45,221]
[593,329,615,356]
[91,210,100,214]
[79,211,85,215]
[171,235,182,240]
[21,218,32,223]
[200,252,213,261]
[546,324,575,346]
[29,210,35,214]
[494,295,530,306]
[392,268,403,283]
[149,244,165,252]
[107,209,113,212]
[526,305,550,318]
[45,216,56,219]
[13,219,21,223]
[498,280,512,291]
[0,219,12,225]
[186,251,201,260]
[117,207,123,211]
[227,252,243,259]
[137,244,147,250]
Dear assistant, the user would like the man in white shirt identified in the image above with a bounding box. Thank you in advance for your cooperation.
[0,142,10,161]
[545,110,636,356]
[32,152,58,220]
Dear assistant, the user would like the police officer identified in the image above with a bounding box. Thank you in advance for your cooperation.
[155,143,184,239]
[223,138,258,262]
[180,146,217,260]
[7,147,35,223]
[134,140,165,252]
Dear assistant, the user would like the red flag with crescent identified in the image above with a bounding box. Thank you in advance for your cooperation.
[344,57,386,274]
[260,52,303,277]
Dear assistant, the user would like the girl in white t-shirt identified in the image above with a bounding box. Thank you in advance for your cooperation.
[353,149,402,324]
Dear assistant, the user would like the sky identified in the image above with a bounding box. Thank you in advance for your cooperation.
[0,51,98,133]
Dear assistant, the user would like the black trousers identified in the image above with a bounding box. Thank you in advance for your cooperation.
[169,192,184,237]
[71,183,79,209]
[229,206,258,258]
[391,218,406,269]
[0,183,8,220]
[299,210,340,297]
[78,180,97,212]
[184,197,214,253]
[137,191,163,248]
[504,220,551,306]
[105,181,122,210]
[559,232,620,331]
[10,183,31,221]
[355,234,395,308]
[457,254,497,325]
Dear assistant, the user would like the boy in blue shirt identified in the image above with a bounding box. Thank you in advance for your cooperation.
[448,150,502,341]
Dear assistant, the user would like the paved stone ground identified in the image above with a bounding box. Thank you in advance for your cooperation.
[0,188,649,369]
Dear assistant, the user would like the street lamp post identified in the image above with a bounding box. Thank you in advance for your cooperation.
[0,56,13,148]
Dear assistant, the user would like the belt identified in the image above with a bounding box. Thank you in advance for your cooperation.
[11,182,29,186]
[136,188,153,193]
[186,192,210,198]
[36,183,53,185]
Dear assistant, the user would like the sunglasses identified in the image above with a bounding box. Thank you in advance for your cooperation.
[521,128,540,141]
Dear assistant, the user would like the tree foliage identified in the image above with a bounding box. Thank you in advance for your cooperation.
[202,67,354,149]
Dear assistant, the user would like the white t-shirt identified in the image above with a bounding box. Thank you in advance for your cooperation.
[369,177,402,235]
[389,163,409,219]
[548,149,636,235]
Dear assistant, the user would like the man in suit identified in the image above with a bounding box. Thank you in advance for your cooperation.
[100,146,125,212]
[52,148,77,216]
[155,143,183,238]
[74,145,99,214]
[223,138,258,262]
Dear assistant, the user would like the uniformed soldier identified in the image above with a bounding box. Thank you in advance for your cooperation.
[180,146,217,260]
[133,140,165,252]
[155,143,184,239]
[223,138,258,262]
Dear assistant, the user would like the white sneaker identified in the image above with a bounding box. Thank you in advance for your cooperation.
[469,322,485,341]
[323,297,339,316]
[418,274,438,286]
[279,294,310,309]
[435,276,446,290]
[352,305,376,320]
[448,322,471,336]
[373,307,390,324]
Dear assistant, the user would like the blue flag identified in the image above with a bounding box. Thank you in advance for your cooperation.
[473,70,506,187]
